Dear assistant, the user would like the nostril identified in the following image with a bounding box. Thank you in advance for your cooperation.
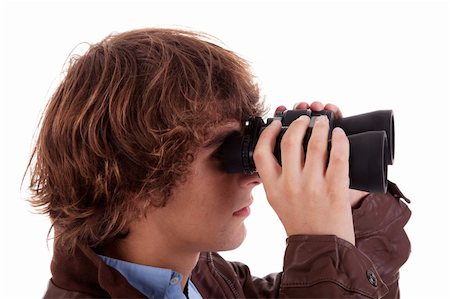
[239,172,262,187]
[250,173,262,185]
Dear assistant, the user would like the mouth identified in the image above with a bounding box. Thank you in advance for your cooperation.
[233,197,253,217]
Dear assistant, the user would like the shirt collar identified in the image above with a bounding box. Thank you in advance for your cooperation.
[99,254,187,299]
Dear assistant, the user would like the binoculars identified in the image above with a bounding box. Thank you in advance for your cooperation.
[218,109,394,193]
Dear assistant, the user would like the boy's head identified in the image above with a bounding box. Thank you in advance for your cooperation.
[29,28,264,253]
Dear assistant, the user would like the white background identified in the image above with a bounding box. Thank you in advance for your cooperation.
[1,0,449,298]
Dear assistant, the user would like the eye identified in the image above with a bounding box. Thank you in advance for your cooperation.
[211,147,224,161]
[206,130,241,163]
[210,148,228,172]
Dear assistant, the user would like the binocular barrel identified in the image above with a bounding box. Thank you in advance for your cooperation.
[218,110,395,193]
[336,110,394,165]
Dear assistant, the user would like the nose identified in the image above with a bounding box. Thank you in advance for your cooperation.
[238,172,262,188]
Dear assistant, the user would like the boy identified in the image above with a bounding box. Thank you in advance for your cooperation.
[28,28,410,298]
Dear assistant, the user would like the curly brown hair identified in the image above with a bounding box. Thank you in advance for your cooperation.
[27,28,264,253]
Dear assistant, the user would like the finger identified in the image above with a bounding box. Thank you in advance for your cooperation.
[280,115,310,177]
[326,127,350,187]
[310,101,324,111]
[303,115,329,175]
[293,102,309,110]
[324,103,343,119]
[253,120,282,182]
[274,105,287,117]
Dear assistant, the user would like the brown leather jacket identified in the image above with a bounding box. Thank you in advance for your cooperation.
[44,182,411,298]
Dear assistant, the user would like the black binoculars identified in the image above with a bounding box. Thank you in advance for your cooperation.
[218,109,394,193]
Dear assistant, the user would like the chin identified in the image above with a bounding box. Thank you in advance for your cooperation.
[216,224,247,252]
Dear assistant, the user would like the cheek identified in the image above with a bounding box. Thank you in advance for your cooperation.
[170,183,233,229]
[169,158,246,243]
[191,172,237,210]
[168,184,247,251]
[190,190,232,223]
[182,185,238,230]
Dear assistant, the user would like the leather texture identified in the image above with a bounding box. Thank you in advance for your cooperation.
[44,182,411,299]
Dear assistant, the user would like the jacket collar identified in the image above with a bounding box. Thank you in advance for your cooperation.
[50,244,146,298]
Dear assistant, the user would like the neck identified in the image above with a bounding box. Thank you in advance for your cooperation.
[99,220,200,290]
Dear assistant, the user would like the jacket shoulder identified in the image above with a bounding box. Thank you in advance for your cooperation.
[44,279,97,299]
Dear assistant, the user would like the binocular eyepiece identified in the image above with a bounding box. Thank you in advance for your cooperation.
[218,109,395,193]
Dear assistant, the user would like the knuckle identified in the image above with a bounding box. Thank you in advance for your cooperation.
[283,182,296,196]
[331,142,349,159]
[326,166,349,186]
[252,147,265,162]
[283,179,302,197]
[330,153,348,167]
[307,138,323,153]
[280,136,297,151]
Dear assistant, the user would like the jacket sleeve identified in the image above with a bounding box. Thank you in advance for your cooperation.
[198,182,411,299]
[280,182,411,298]
[352,181,411,298]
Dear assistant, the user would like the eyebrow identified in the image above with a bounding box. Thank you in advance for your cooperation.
[203,129,241,148]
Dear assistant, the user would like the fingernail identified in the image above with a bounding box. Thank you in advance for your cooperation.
[274,110,284,117]
[275,105,287,112]
[295,102,309,109]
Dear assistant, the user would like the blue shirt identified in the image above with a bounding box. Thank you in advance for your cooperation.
[99,255,203,299]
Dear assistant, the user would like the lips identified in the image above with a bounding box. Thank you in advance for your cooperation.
[233,206,251,217]
[233,197,253,217]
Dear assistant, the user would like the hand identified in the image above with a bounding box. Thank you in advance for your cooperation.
[274,101,369,208]
[254,109,356,245]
